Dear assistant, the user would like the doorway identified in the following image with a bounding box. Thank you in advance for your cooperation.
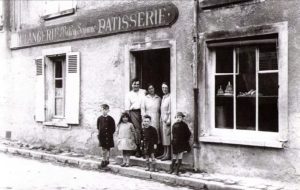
[132,48,170,96]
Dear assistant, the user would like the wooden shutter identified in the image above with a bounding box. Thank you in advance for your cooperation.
[35,57,45,121]
[65,52,80,124]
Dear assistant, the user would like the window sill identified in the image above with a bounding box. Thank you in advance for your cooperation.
[42,8,75,21]
[200,0,252,10]
[43,121,69,128]
[199,136,285,148]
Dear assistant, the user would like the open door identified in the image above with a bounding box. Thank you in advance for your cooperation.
[132,48,170,96]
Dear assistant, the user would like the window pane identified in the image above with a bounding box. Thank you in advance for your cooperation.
[55,87,63,97]
[236,47,256,130]
[55,80,63,88]
[258,73,278,132]
[236,47,256,94]
[58,1,73,12]
[55,98,64,116]
[215,76,233,129]
[259,73,278,96]
[259,44,278,71]
[258,97,278,132]
[55,61,62,78]
[216,47,233,73]
[236,97,256,130]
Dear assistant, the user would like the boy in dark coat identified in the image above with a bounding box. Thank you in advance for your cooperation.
[169,112,191,175]
[97,104,116,167]
[141,115,158,172]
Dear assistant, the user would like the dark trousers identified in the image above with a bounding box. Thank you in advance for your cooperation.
[129,109,142,145]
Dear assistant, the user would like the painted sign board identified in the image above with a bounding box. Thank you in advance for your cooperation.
[10,3,178,49]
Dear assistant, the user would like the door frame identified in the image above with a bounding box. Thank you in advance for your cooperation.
[124,39,177,123]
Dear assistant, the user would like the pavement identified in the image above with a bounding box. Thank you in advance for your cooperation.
[0,153,193,190]
[0,138,298,190]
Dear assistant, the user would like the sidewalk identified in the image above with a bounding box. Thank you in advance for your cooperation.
[0,139,297,190]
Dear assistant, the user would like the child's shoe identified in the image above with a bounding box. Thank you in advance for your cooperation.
[125,163,130,167]
[150,162,158,172]
[120,162,126,167]
[100,160,106,168]
[168,159,176,174]
[145,161,150,171]
[175,159,182,176]
[104,160,110,167]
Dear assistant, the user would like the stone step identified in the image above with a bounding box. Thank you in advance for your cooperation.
[114,156,192,171]
[0,140,293,190]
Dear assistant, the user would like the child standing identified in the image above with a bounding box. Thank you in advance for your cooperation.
[169,112,191,175]
[116,112,137,167]
[97,104,116,168]
[141,115,158,172]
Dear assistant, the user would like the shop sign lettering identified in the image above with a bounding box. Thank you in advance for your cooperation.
[12,3,178,48]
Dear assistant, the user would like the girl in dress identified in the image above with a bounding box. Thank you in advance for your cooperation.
[116,112,137,167]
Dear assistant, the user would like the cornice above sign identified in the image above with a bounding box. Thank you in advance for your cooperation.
[10,3,178,49]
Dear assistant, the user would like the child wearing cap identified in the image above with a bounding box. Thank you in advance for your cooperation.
[169,112,191,175]
[97,104,116,168]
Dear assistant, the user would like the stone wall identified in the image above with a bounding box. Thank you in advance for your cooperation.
[198,0,300,183]
[1,0,195,159]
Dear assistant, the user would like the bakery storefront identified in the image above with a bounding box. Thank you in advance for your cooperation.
[6,0,195,160]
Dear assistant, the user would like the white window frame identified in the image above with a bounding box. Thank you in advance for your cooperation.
[42,0,76,20]
[34,46,80,127]
[200,22,288,148]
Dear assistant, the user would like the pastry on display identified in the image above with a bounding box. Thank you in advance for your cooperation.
[217,85,224,95]
[224,81,233,95]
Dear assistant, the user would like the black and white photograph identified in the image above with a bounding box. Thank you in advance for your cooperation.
[0,0,299,189]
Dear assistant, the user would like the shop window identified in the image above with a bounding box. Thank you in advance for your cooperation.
[34,52,80,126]
[214,43,278,132]
[201,22,288,148]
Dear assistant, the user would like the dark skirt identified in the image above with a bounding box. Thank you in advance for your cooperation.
[123,150,134,156]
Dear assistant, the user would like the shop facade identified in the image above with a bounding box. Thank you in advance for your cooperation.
[0,0,299,185]
[1,1,195,159]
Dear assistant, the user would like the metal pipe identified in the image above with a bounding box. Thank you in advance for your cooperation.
[192,0,200,172]
[3,0,10,31]
[192,0,199,145]
[193,88,199,144]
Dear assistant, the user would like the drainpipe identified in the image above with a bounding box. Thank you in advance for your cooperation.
[3,0,10,43]
[3,0,12,139]
[192,0,200,172]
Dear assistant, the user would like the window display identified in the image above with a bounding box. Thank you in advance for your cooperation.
[214,43,278,132]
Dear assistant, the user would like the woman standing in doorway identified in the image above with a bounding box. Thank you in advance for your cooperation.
[159,82,171,161]
[141,84,161,144]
